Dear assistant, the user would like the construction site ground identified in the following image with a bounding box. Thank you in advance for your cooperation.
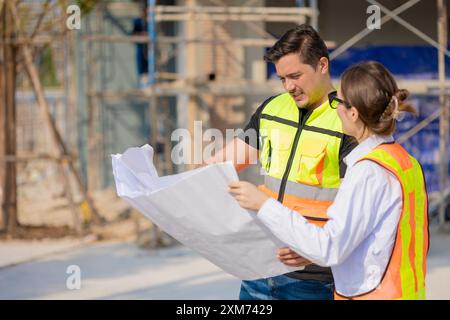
[0,225,449,300]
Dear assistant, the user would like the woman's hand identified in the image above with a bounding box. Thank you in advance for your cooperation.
[228,181,269,212]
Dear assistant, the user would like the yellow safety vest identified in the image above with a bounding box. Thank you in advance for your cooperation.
[334,143,429,300]
[258,92,344,226]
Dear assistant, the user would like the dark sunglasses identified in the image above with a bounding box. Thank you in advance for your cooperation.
[328,91,351,109]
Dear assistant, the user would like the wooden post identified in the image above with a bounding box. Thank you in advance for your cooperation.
[86,7,100,193]
[186,0,199,170]
[437,0,449,229]
[1,1,18,235]
[0,2,5,230]
[149,95,159,167]
[163,98,173,175]
[61,0,82,233]
[146,0,160,172]
[64,0,78,156]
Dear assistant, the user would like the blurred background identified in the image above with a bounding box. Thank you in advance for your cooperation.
[0,0,449,299]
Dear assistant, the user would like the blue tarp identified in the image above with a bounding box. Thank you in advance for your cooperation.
[329,45,450,79]
[330,46,450,193]
[394,96,449,193]
[267,45,450,80]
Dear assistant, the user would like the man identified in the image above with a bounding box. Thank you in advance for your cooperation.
[207,24,357,300]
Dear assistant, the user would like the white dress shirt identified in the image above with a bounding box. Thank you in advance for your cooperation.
[257,134,403,296]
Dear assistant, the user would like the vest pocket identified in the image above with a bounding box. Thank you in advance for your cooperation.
[270,130,294,176]
[296,138,328,185]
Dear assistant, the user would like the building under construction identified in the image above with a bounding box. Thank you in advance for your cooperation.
[0,0,449,238]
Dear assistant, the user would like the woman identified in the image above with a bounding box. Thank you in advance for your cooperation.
[229,61,429,300]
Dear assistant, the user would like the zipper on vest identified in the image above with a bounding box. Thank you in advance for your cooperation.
[266,140,272,172]
[277,108,309,203]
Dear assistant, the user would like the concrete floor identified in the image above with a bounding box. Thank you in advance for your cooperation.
[0,227,449,300]
[0,240,240,300]
[425,227,450,299]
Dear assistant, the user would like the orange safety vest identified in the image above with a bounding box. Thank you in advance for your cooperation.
[334,143,429,300]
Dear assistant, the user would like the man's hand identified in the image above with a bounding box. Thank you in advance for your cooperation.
[204,138,258,172]
[228,181,269,211]
[278,247,312,267]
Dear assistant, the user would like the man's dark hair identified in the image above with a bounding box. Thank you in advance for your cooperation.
[264,24,329,69]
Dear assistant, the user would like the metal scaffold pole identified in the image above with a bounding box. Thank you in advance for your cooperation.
[147,0,158,168]
[437,0,449,229]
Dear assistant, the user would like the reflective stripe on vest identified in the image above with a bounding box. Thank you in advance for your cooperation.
[258,93,343,227]
[264,175,338,201]
[334,143,429,300]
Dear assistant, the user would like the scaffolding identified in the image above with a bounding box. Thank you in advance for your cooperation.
[82,0,322,179]
[79,0,322,244]
[2,0,447,236]
[81,0,449,229]
[328,0,449,229]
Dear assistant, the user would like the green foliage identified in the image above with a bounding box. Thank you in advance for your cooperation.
[76,0,112,15]
[39,45,60,87]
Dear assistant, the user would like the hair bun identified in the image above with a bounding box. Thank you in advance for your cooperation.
[395,89,409,103]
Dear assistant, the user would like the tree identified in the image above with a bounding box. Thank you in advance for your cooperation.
[1,0,105,236]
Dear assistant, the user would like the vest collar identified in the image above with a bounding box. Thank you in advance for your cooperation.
[305,98,333,123]
[344,134,394,169]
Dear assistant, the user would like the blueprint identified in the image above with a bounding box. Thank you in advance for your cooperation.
[111,144,301,280]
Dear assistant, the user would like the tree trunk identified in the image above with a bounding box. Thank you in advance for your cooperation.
[2,2,18,235]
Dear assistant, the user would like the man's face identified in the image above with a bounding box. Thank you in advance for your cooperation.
[275,53,327,109]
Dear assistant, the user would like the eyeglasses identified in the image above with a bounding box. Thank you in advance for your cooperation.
[328,91,351,109]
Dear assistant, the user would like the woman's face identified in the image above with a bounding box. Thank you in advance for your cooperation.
[336,90,358,137]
